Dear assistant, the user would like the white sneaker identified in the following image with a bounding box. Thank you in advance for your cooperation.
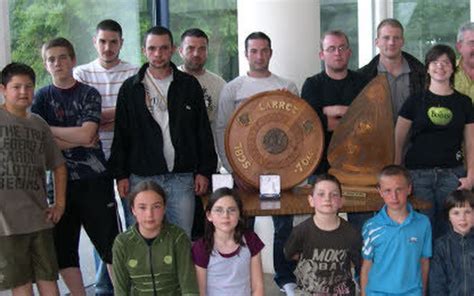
[281,283,297,296]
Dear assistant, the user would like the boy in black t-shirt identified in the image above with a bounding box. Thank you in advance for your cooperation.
[284,174,362,295]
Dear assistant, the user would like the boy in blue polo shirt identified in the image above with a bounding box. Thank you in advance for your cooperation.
[361,165,431,296]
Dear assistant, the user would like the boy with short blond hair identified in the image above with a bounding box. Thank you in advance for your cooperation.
[0,62,67,295]
[32,37,120,295]
[361,165,432,296]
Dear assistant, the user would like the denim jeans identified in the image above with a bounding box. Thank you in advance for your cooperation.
[129,173,195,237]
[121,196,135,228]
[248,215,296,287]
[348,212,376,233]
[410,166,465,239]
[94,251,113,295]
[272,215,296,287]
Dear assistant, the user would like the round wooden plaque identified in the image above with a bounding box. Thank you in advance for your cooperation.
[225,90,324,190]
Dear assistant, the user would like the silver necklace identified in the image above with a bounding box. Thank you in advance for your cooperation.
[145,70,168,112]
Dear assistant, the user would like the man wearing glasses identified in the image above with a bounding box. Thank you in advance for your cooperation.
[301,30,368,178]
[455,22,474,102]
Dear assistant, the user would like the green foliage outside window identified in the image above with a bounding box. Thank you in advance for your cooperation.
[169,0,238,81]
[9,0,152,88]
[394,0,469,60]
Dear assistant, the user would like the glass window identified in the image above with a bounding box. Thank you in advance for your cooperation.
[320,0,359,70]
[393,0,470,61]
[8,0,153,88]
[169,0,238,81]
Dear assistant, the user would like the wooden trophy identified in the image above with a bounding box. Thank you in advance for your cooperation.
[328,74,393,196]
[225,90,324,190]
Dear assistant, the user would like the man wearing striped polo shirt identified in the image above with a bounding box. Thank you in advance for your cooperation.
[74,19,138,295]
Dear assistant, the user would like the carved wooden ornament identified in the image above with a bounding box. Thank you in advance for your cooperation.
[328,74,394,186]
[225,90,324,189]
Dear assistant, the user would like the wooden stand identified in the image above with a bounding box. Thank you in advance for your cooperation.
[202,186,431,217]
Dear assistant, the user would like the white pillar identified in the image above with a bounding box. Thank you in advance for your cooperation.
[0,0,9,104]
[358,0,375,67]
[237,0,319,274]
[374,0,392,25]
[471,0,474,21]
[0,0,10,68]
[358,0,394,67]
[237,0,320,91]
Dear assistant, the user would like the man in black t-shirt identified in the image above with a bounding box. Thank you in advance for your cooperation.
[301,30,368,176]
[301,30,370,234]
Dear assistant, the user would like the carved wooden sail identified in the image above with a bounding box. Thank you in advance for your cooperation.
[328,74,394,186]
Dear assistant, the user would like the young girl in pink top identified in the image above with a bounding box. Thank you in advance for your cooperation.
[191,188,265,296]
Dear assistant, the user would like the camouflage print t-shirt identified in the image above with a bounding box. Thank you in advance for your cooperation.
[32,82,108,180]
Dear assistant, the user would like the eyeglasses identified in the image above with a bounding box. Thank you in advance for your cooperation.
[324,45,349,53]
[211,207,239,216]
[430,60,451,67]
[462,40,474,48]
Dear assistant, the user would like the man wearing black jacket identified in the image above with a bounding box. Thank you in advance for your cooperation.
[359,18,425,122]
[109,26,217,237]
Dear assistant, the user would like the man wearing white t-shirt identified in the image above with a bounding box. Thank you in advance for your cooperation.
[216,31,298,295]
[178,28,226,240]
[178,28,226,139]
[73,19,138,295]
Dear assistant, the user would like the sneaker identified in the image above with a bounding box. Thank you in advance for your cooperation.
[280,283,297,295]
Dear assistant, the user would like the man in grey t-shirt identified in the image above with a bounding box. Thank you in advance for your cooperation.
[359,18,425,121]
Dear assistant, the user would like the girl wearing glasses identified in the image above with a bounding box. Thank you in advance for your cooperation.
[395,44,474,239]
[191,187,265,296]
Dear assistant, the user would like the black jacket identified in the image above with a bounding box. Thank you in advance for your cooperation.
[358,51,425,98]
[108,62,217,180]
[429,228,474,296]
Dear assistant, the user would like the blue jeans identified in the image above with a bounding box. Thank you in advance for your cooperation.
[272,215,296,287]
[248,215,296,287]
[348,212,375,233]
[94,251,113,295]
[410,166,465,239]
[121,196,135,228]
[129,173,195,237]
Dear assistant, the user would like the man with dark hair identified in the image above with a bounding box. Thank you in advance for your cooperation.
[359,18,425,121]
[244,31,272,52]
[302,30,368,176]
[178,28,225,151]
[109,26,217,238]
[33,37,120,295]
[216,31,298,295]
[73,19,138,295]
[178,28,226,239]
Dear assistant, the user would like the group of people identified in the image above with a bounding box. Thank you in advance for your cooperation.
[0,15,473,296]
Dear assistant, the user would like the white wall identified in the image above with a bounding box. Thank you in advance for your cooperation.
[237,0,320,92]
